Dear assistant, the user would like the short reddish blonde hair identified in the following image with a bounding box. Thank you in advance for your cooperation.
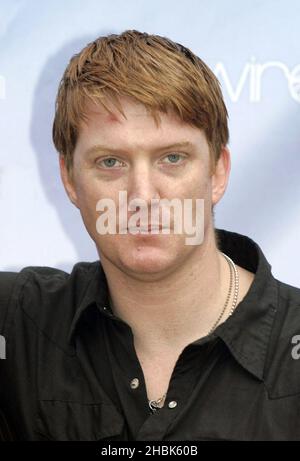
[52,29,229,174]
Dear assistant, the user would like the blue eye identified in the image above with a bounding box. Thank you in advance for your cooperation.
[98,158,121,168]
[104,158,117,167]
[163,153,185,164]
[168,154,180,163]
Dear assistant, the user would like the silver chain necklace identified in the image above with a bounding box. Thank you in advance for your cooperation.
[148,251,240,413]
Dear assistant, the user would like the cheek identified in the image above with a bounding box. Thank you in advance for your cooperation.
[180,170,210,199]
[78,184,97,205]
[74,171,104,203]
[75,181,103,228]
[180,170,212,225]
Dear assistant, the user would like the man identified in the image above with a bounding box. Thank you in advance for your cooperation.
[0,29,300,441]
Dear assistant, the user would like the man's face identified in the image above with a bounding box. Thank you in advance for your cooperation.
[60,96,229,281]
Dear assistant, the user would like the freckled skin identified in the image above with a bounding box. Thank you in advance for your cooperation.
[60,95,230,282]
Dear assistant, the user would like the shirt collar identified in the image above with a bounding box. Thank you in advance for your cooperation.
[68,228,279,383]
[67,262,110,345]
[212,229,278,382]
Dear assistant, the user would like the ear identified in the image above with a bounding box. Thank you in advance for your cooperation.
[59,155,79,209]
[211,146,231,206]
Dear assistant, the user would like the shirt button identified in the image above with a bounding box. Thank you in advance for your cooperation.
[168,400,177,409]
[130,378,140,389]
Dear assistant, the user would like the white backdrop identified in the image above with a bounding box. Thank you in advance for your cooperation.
[0,0,299,287]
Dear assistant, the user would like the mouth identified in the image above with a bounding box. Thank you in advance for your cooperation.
[127,225,168,234]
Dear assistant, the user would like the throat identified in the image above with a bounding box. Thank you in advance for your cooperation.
[136,348,179,405]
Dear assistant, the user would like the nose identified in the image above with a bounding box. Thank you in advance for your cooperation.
[126,160,160,205]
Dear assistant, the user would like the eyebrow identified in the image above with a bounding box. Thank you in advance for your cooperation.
[84,141,195,157]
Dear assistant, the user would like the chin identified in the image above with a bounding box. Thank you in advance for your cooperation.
[96,235,189,279]
[119,246,176,277]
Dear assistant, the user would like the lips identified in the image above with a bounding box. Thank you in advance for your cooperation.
[128,225,162,232]
[127,225,168,233]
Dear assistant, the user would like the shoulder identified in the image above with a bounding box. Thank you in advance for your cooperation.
[0,262,100,337]
[277,278,300,304]
[264,278,300,398]
[18,262,98,299]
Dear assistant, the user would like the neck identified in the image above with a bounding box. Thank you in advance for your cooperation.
[99,227,232,356]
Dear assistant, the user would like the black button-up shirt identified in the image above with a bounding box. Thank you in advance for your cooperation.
[1,228,300,441]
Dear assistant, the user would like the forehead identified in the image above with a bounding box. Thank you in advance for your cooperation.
[81,96,179,128]
[76,96,209,153]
